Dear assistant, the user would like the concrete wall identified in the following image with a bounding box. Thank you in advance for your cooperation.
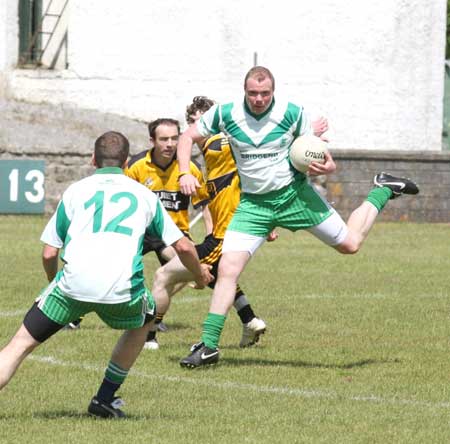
[328,151,450,222]
[0,0,19,94]
[0,0,448,151]
[3,143,448,221]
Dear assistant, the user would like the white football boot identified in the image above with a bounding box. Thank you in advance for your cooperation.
[143,339,160,350]
[239,317,267,348]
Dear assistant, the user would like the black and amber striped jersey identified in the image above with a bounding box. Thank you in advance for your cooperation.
[125,149,209,235]
[202,134,240,239]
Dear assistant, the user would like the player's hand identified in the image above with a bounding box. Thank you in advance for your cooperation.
[308,151,336,176]
[267,230,279,242]
[179,173,200,196]
[192,264,214,289]
[312,116,329,137]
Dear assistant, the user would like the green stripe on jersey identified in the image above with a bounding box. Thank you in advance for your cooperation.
[56,201,70,243]
[147,200,166,238]
[259,102,302,147]
[130,252,145,299]
[221,103,256,147]
[211,106,221,135]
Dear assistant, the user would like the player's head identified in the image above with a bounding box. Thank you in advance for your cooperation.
[244,66,275,115]
[148,118,180,163]
[185,96,215,124]
[94,131,129,168]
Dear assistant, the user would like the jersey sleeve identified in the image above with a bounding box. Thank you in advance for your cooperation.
[196,104,221,137]
[40,199,71,248]
[297,107,313,137]
[146,199,184,246]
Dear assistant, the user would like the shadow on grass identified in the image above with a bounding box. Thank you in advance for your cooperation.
[168,355,400,370]
[58,322,194,333]
[221,356,400,370]
[0,410,148,421]
[157,322,191,332]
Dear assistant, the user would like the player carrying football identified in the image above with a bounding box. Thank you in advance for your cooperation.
[177,66,419,368]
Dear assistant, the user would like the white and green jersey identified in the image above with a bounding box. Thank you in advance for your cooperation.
[40,167,183,304]
[197,98,312,194]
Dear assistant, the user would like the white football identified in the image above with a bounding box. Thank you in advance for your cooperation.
[289,135,327,173]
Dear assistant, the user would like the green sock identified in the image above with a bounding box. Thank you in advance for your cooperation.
[366,187,392,212]
[97,361,129,402]
[105,361,129,384]
[201,313,226,349]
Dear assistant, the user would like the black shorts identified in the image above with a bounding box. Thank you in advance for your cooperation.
[23,302,64,343]
[143,233,169,265]
[143,231,192,265]
[23,299,155,343]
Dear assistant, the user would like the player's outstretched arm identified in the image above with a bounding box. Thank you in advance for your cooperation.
[178,125,204,196]
[42,244,59,282]
[312,116,329,137]
[172,237,213,289]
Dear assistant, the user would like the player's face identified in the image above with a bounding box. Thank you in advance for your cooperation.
[151,124,179,162]
[245,77,274,115]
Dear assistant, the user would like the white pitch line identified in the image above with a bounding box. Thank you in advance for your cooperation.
[2,292,446,319]
[172,293,385,305]
[300,293,387,300]
[171,295,209,305]
[0,309,26,317]
[28,354,450,410]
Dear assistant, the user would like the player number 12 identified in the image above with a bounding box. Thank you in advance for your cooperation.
[84,191,137,236]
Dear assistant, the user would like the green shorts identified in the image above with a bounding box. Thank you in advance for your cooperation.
[228,177,332,237]
[37,283,155,330]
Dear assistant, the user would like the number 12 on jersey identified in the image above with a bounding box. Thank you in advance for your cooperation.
[84,191,137,236]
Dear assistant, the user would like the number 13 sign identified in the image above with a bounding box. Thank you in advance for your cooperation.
[0,160,45,214]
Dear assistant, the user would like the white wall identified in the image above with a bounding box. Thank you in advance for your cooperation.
[2,0,448,151]
[0,0,19,94]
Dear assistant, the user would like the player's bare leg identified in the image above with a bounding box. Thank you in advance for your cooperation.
[335,172,419,255]
[335,201,379,254]
[180,251,250,368]
[209,251,250,314]
[110,321,155,369]
[143,258,199,350]
[88,320,155,419]
[0,324,40,390]
[152,256,193,314]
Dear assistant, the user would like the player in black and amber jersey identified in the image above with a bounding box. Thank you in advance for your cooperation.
[148,98,270,350]
[125,118,211,264]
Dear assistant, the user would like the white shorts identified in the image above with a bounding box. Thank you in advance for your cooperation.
[222,209,348,255]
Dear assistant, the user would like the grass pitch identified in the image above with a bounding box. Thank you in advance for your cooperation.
[0,215,449,443]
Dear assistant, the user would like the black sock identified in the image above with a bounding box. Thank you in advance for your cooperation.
[146,330,157,341]
[237,304,255,324]
[96,379,121,403]
[234,289,256,324]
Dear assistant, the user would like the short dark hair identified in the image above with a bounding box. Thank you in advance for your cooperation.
[185,96,215,124]
[244,66,275,91]
[147,118,180,139]
[94,131,129,168]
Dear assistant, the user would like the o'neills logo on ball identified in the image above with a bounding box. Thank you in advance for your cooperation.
[305,150,325,160]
